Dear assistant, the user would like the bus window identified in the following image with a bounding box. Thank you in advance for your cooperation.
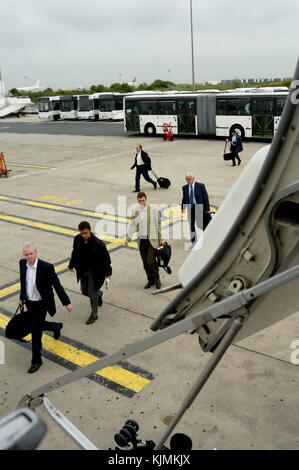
[216,99,227,115]
[252,98,275,115]
[276,97,287,116]
[159,100,176,115]
[99,97,115,111]
[177,99,196,115]
[239,99,251,115]
[115,96,124,110]
[227,99,239,115]
[125,101,139,115]
[140,100,155,114]
[52,100,60,111]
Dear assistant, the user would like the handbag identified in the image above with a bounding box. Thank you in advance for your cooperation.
[156,242,172,274]
[203,211,212,230]
[5,303,28,342]
[223,141,233,161]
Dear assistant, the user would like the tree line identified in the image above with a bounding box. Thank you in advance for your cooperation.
[9,77,292,103]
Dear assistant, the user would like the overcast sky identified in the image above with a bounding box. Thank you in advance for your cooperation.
[1,0,299,90]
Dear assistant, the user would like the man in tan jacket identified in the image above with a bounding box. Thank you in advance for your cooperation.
[125,192,163,289]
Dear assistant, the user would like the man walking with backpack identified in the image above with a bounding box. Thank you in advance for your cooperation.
[130,144,157,193]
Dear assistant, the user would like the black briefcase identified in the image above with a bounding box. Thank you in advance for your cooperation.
[223,141,232,161]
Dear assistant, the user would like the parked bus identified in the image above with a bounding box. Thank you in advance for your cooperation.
[90,92,125,120]
[60,95,79,119]
[124,90,288,139]
[38,96,60,120]
[77,94,92,120]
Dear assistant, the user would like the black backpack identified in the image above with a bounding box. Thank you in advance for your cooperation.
[156,242,172,274]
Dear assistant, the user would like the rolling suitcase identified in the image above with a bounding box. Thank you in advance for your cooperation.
[151,169,171,189]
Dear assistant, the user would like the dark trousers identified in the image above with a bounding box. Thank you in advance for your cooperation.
[188,205,211,243]
[139,239,159,282]
[232,152,241,166]
[80,271,104,319]
[135,164,155,191]
[5,300,60,364]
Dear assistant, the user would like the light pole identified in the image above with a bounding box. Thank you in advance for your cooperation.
[190,0,195,91]
[168,69,171,82]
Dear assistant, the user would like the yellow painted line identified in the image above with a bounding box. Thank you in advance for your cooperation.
[0,313,150,393]
[24,201,63,210]
[0,262,68,300]
[6,163,56,169]
[80,210,130,224]
[0,282,21,298]
[0,214,78,237]
[101,235,138,250]
[0,196,9,200]
[41,335,150,392]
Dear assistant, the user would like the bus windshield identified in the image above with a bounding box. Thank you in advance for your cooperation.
[61,97,77,112]
[99,96,115,111]
[38,99,50,112]
[78,96,91,111]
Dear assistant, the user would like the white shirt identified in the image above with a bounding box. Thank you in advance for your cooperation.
[139,207,148,239]
[26,259,42,301]
[136,151,143,166]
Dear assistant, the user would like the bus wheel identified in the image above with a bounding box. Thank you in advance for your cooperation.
[144,123,156,136]
[53,115,59,121]
[230,125,245,140]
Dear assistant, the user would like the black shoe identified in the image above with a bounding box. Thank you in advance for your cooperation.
[86,316,98,325]
[153,182,157,190]
[53,323,63,340]
[28,362,42,374]
[98,290,103,307]
[232,164,236,166]
[155,280,161,289]
[144,281,155,289]
[132,190,139,193]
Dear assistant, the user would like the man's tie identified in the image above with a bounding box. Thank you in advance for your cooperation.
[189,185,194,206]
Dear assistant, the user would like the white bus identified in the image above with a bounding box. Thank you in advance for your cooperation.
[124,90,288,139]
[60,95,79,119]
[77,94,92,120]
[90,92,125,120]
[37,96,60,120]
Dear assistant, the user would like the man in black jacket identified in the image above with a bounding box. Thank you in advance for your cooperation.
[181,173,211,246]
[226,129,243,166]
[68,221,112,325]
[5,244,72,373]
[131,144,157,193]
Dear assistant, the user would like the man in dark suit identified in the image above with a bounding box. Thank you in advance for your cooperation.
[5,244,72,373]
[181,173,211,246]
[226,129,243,166]
[68,221,112,325]
[130,144,157,193]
